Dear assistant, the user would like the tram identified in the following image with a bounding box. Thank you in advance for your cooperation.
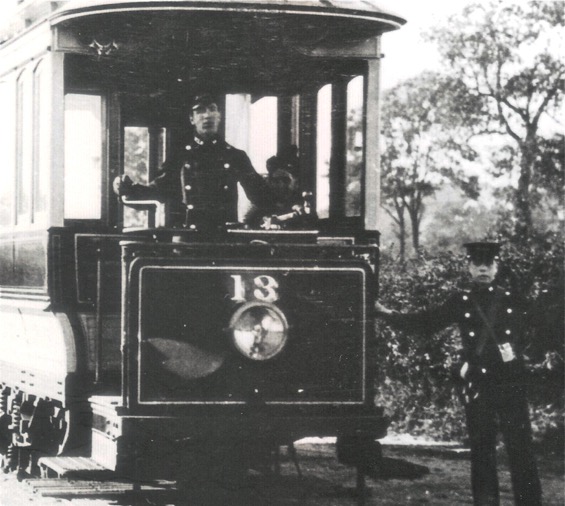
[0,0,405,491]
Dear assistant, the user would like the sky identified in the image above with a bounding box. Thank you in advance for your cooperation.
[376,0,476,90]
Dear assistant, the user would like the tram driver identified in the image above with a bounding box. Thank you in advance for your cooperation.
[113,94,273,231]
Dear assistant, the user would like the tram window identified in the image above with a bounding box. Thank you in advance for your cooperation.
[225,94,277,176]
[64,94,103,220]
[316,84,332,219]
[345,76,364,217]
[225,94,250,159]
[0,79,15,227]
[16,70,33,224]
[33,61,49,223]
[249,97,277,176]
[226,94,277,220]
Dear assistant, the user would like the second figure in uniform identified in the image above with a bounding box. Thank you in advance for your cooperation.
[375,242,542,506]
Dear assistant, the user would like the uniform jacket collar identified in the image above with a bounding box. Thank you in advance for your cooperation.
[193,135,221,147]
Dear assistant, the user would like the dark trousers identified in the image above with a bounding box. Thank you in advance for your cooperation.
[465,384,542,506]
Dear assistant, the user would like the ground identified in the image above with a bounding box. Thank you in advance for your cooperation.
[1,442,563,505]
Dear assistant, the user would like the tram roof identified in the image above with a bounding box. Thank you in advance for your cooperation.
[51,1,405,29]
[1,0,406,98]
[0,0,405,43]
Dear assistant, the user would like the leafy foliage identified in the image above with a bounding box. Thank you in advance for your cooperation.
[381,72,481,259]
[426,0,565,236]
[374,249,467,441]
[374,233,564,444]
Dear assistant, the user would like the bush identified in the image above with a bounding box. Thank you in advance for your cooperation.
[374,231,564,445]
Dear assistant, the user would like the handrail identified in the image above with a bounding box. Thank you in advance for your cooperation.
[120,197,167,228]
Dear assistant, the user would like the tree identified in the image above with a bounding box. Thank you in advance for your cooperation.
[381,72,481,260]
[427,0,565,237]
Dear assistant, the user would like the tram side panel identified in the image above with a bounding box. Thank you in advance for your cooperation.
[0,227,127,471]
[0,231,81,467]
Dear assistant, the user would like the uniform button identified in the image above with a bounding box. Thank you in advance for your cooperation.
[505,330,511,334]
[481,368,486,374]
[189,224,196,230]
[488,286,494,292]
[224,163,230,169]
[507,308,513,313]
[184,185,192,190]
[185,145,192,150]
[469,331,475,337]
[462,295,468,301]
[505,291,510,296]
[212,139,217,144]
[187,204,194,210]
[184,163,191,169]
[465,313,471,318]
[223,185,229,190]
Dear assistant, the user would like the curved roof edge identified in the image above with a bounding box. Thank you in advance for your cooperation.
[50,0,406,31]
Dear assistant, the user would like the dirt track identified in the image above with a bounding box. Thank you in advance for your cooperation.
[1,443,563,505]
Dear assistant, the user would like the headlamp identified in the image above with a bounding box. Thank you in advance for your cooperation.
[229,302,288,361]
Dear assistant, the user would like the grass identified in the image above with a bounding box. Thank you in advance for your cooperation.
[188,443,564,505]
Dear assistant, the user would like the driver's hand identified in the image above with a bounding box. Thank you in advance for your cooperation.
[113,175,133,196]
[260,216,281,230]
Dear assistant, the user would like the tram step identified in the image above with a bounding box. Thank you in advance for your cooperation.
[25,477,178,499]
[37,456,114,478]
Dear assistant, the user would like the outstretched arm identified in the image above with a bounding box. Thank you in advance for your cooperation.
[374,294,461,335]
[235,152,274,209]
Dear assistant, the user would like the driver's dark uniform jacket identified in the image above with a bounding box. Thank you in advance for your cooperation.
[127,136,271,229]
[380,284,542,506]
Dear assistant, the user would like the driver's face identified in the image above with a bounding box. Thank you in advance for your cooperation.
[190,103,221,139]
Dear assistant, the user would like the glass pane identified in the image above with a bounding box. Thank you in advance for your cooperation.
[16,71,32,223]
[345,76,364,217]
[249,96,277,176]
[0,79,15,227]
[34,61,49,221]
[316,84,332,219]
[64,94,102,220]
[123,126,150,228]
[226,94,278,220]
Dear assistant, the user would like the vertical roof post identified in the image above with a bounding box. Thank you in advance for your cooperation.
[364,36,382,231]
